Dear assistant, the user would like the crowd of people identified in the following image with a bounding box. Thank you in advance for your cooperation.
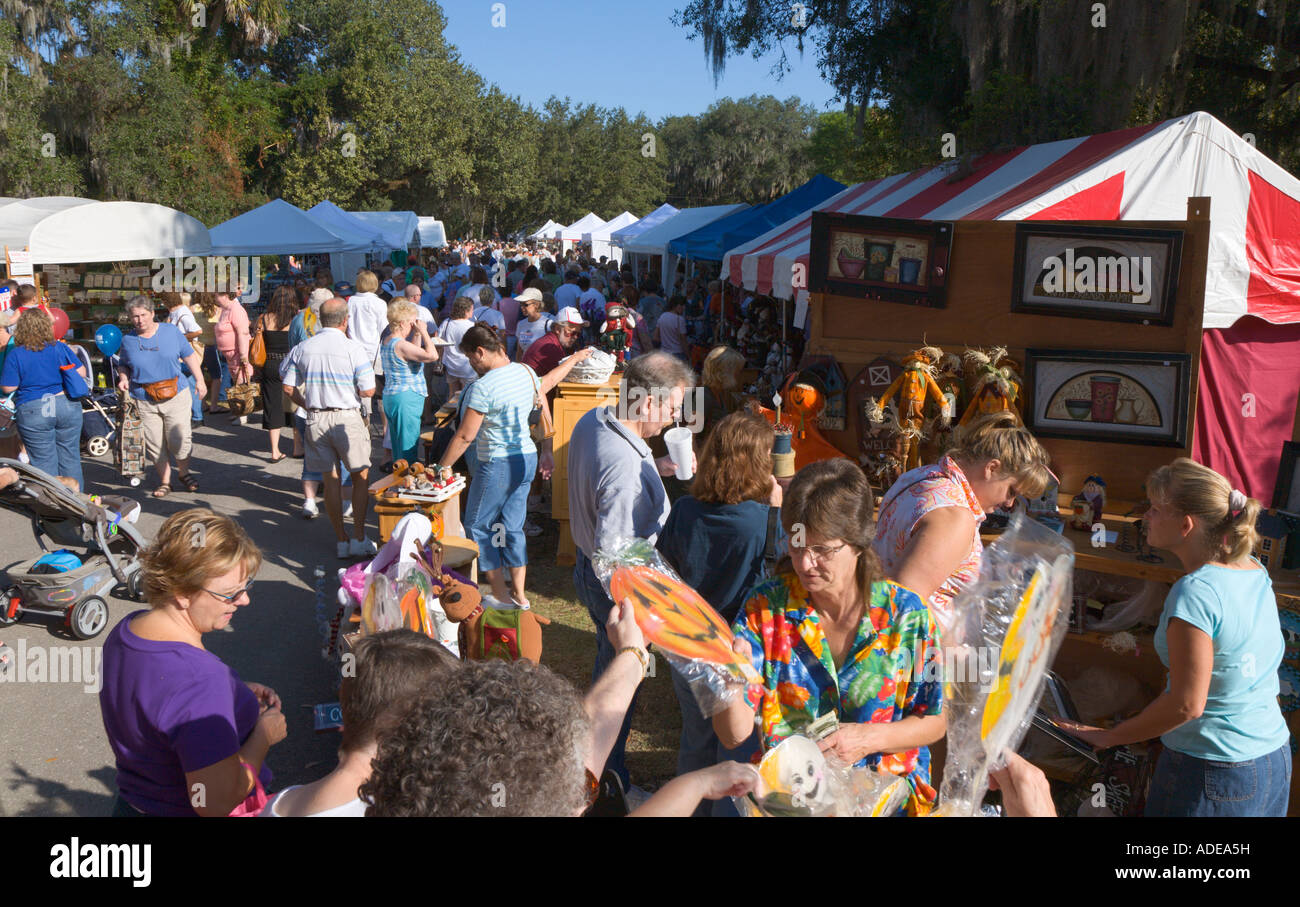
[1,238,1291,818]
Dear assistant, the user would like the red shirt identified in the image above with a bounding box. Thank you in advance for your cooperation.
[521,331,566,378]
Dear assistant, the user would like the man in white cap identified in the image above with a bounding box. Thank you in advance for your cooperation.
[512,287,552,360]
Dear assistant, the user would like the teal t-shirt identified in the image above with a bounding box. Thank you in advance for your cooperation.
[463,362,538,462]
[1154,560,1290,762]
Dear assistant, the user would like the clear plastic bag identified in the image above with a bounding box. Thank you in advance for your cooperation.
[1072,568,1168,633]
[359,572,401,635]
[732,734,911,817]
[937,512,1075,816]
[592,537,759,718]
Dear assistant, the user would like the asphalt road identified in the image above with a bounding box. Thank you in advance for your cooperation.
[0,413,355,817]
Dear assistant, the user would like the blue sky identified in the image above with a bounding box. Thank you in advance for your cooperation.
[439,0,841,121]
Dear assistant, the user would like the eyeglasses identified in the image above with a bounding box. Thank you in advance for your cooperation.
[203,581,254,603]
[792,541,852,563]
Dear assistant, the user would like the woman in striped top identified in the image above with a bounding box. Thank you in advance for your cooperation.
[381,300,441,465]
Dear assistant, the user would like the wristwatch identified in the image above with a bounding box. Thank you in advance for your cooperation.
[617,645,649,679]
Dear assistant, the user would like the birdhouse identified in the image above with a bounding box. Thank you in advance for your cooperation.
[1255,510,1294,571]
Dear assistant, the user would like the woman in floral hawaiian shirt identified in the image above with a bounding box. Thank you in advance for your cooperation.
[713,459,945,816]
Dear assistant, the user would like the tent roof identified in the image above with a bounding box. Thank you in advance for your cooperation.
[28,201,210,264]
[306,201,391,251]
[585,211,638,242]
[417,217,447,248]
[347,210,419,250]
[621,204,747,254]
[558,212,606,241]
[668,174,845,261]
[723,111,1300,330]
[209,199,357,255]
[0,197,96,250]
[529,219,562,239]
[611,203,678,244]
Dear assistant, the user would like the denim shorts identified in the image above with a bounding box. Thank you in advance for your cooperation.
[1145,743,1292,817]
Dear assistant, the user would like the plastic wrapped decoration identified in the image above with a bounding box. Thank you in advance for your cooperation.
[592,537,759,717]
[936,512,1074,816]
[359,572,401,636]
[733,735,911,817]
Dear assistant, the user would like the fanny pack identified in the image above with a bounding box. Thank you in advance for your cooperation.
[144,377,179,402]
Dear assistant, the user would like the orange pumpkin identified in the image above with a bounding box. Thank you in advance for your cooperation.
[786,381,822,415]
[608,565,760,684]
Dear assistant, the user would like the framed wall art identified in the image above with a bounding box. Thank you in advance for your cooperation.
[1274,441,1300,514]
[809,213,952,308]
[1011,224,1183,325]
[1023,349,1193,447]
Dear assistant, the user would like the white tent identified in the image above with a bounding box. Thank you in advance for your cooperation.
[611,203,677,245]
[209,199,360,256]
[28,201,210,264]
[529,219,562,240]
[558,212,606,243]
[585,211,638,263]
[620,204,746,290]
[347,210,419,251]
[306,201,393,283]
[417,217,447,248]
[0,197,96,250]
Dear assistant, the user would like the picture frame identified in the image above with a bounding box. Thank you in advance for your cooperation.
[809,213,952,308]
[1274,441,1300,514]
[1011,224,1183,325]
[1023,349,1193,447]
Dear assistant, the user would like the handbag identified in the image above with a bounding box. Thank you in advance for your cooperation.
[526,366,554,442]
[226,381,260,416]
[248,315,267,368]
[143,377,178,402]
[60,351,90,400]
[228,763,272,817]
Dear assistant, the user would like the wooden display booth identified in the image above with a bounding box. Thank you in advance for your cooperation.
[807,199,1212,511]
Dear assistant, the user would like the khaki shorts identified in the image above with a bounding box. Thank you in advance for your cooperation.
[137,388,193,465]
[304,408,371,475]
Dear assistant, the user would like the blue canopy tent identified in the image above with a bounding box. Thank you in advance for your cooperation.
[666,174,845,262]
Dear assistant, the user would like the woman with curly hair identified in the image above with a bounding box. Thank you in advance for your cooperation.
[0,307,87,487]
[362,604,758,816]
[99,508,285,816]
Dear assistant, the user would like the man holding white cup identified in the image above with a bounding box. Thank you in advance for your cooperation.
[567,351,697,796]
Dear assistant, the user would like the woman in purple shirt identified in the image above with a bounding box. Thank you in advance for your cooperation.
[99,509,286,816]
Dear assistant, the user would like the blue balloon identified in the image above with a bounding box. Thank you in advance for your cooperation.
[94,324,122,357]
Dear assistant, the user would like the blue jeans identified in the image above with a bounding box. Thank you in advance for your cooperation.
[201,346,231,401]
[17,393,84,489]
[669,664,760,817]
[463,451,535,573]
[181,363,202,421]
[574,551,637,789]
[1145,743,1292,817]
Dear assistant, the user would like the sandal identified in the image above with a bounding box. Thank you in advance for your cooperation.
[269,454,287,464]
[152,484,172,498]
[177,473,199,492]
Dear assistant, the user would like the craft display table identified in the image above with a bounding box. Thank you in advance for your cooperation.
[551,374,621,566]
[367,472,476,581]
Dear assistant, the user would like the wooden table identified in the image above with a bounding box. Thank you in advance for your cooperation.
[551,374,622,566]
[368,472,465,543]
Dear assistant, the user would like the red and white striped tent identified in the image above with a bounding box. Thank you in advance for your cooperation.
[723,112,1300,502]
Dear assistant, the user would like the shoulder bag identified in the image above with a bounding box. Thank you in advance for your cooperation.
[526,365,554,442]
[248,314,267,368]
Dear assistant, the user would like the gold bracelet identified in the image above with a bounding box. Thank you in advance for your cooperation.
[617,646,648,679]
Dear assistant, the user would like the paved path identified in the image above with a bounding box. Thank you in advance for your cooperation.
[0,415,353,816]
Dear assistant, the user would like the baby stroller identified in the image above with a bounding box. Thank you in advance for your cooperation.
[81,390,119,459]
[0,458,148,639]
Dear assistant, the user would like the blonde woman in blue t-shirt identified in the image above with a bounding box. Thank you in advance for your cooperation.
[1068,458,1291,816]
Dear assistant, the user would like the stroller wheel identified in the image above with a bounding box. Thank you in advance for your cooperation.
[87,436,111,457]
[127,568,146,602]
[69,596,109,640]
[0,589,19,626]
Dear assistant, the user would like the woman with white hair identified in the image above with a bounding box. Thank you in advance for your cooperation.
[381,300,441,465]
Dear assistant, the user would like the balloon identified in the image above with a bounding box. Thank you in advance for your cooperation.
[94,324,123,357]
[49,307,71,340]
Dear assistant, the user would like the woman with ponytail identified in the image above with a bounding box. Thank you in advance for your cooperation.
[1068,458,1291,816]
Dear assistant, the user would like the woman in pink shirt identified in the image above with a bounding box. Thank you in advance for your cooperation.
[214,291,252,390]
[871,411,1052,637]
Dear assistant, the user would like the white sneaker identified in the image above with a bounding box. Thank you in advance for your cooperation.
[342,499,354,520]
[301,499,319,520]
[349,537,378,558]
[336,541,351,559]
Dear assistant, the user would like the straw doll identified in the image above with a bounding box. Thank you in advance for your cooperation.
[867,346,948,470]
[959,346,1023,427]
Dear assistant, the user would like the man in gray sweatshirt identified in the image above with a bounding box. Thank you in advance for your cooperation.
[568,351,697,790]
